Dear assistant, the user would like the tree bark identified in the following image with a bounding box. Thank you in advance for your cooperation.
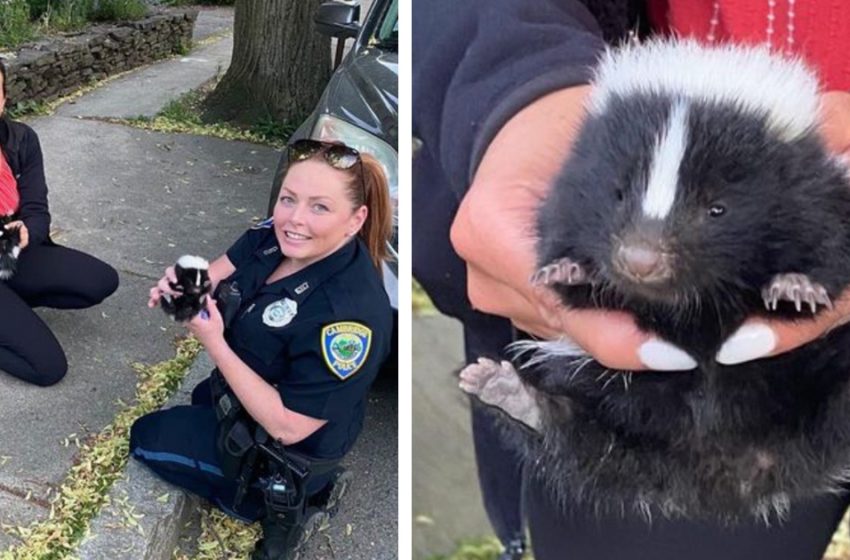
[203,0,331,125]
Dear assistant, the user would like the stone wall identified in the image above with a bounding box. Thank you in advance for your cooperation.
[3,9,198,107]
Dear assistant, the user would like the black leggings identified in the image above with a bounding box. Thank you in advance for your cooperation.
[526,476,850,560]
[0,243,118,386]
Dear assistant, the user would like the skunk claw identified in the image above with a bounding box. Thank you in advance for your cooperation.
[531,257,587,287]
[805,292,817,314]
[762,273,832,314]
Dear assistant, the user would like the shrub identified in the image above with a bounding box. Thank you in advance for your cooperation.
[34,0,93,32]
[163,0,234,5]
[0,0,37,48]
[88,0,147,21]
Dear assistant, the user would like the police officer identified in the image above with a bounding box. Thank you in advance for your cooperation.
[130,139,394,560]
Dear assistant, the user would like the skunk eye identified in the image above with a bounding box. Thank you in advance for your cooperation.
[708,205,726,217]
[615,189,624,202]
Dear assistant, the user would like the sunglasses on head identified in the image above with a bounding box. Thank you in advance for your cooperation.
[288,139,361,170]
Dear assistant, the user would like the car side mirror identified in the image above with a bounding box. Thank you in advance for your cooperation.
[315,2,361,40]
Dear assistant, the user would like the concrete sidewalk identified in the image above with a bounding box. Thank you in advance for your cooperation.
[0,6,396,559]
[413,315,493,559]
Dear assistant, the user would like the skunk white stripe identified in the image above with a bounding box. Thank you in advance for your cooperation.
[177,255,209,270]
[589,39,820,142]
[643,102,688,219]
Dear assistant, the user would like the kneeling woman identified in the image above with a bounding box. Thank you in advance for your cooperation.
[132,140,393,559]
[0,61,119,386]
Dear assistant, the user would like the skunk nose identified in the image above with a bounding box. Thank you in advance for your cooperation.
[616,244,669,281]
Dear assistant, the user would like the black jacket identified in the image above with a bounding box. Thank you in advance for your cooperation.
[412,0,638,328]
[0,117,51,247]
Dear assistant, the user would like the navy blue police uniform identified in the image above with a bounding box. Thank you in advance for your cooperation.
[129,219,392,522]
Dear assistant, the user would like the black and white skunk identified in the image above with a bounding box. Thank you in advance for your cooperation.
[0,215,22,280]
[160,255,211,322]
[461,40,850,523]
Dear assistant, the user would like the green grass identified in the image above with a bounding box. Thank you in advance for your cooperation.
[426,537,525,560]
[413,279,437,316]
[33,0,92,33]
[5,99,52,120]
[0,0,149,49]
[0,0,37,49]
[122,84,294,148]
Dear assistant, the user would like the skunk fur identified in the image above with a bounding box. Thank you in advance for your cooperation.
[161,255,211,322]
[0,215,22,280]
[461,40,850,523]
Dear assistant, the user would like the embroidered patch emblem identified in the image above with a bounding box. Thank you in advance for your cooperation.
[321,322,372,380]
[262,298,298,328]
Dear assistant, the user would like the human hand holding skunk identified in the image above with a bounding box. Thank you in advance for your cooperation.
[453,86,850,370]
[714,90,850,365]
[185,297,224,349]
[148,265,181,308]
[453,85,687,371]
[4,220,28,250]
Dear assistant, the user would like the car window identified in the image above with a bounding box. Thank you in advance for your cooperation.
[370,0,397,52]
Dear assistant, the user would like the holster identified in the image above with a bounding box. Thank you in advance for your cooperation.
[210,368,253,483]
[209,367,342,515]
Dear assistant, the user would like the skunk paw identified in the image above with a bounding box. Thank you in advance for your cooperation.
[761,273,833,313]
[459,358,542,431]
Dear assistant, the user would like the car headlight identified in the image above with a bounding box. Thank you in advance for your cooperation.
[311,114,398,224]
[311,114,399,305]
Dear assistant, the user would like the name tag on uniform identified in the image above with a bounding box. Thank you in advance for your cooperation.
[262,298,297,328]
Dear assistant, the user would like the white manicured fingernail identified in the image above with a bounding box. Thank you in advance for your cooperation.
[716,323,776,365]
[637,339,698,371]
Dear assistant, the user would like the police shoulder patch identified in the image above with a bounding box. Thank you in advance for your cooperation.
[321,321,372,380]
[251,217,274,230]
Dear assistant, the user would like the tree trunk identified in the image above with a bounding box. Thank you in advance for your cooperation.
[203,0,331,125]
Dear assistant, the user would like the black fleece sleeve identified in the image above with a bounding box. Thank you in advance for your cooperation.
[17,127,51,247]
[412,0,607,197]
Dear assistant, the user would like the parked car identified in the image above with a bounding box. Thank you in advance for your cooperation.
[268,0,398,375]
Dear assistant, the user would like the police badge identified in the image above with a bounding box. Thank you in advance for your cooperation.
[262,298,298,328]
[321,322,372,380]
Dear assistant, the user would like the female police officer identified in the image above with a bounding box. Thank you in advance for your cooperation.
[130,139,394,560]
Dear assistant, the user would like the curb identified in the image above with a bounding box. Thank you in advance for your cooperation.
[75,351,213,560]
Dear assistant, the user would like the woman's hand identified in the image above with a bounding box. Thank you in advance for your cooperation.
[715,91,850,364]
[147,266,180,308]
[5,221,29,250]
[186,297,225,349]
[452,86,696,371]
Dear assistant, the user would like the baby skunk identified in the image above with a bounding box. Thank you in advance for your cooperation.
[0,215,22,280]
[461,39,850,524]
[160,255,211,322]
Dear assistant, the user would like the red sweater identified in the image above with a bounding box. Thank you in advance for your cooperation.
[0,151,18,217]
[648,0,850,91]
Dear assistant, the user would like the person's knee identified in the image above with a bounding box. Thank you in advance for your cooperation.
[90,264,119,305]
[30,350,68,387]
[129,414,156,457]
